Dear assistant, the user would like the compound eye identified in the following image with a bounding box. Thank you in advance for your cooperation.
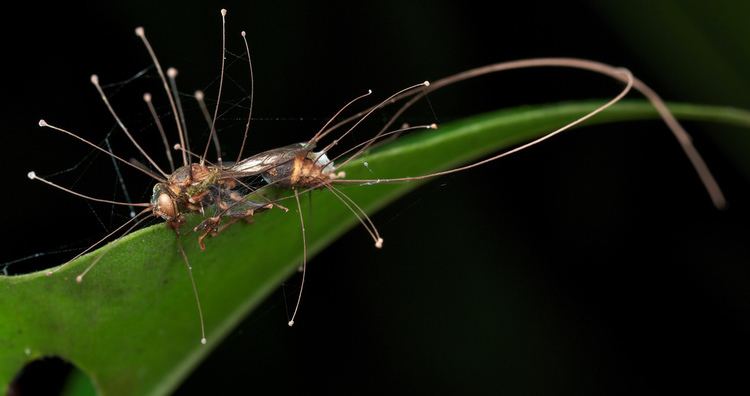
[157,193,177,220]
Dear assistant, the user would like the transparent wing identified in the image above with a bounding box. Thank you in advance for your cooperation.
[225,143,308,176]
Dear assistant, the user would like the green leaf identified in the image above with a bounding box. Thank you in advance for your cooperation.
[592,2,750,177]
[2,100,749,395]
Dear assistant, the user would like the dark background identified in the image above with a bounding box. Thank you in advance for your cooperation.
[3,0,750,394]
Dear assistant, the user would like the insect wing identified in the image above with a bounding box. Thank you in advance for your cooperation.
[226,143,307,176]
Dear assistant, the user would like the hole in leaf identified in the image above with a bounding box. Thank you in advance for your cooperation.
[9,356,95,396]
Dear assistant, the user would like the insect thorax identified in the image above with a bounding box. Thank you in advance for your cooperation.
[263,151,336,188]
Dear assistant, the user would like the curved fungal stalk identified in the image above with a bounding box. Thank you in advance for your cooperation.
[200,9,228,166]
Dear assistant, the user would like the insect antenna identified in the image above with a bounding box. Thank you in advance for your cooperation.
[75,208,154,282]
[200,9,228,166]
[194,90,222,164]
[135,26,190,167]
[176,237,208,344]
[90,74,169,179]
[288,188,307,327]
[38,120,166,182]
[335,67,635,185]
[143,92,176,172]
[236,30,255,162]
[166,68,192,161]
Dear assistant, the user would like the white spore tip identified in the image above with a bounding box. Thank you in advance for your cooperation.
[173,143,182,150]
[167,68,178,78]
[90,74,99,85]
[27,171,36,180]
[75,275,83,284]
[194,90,204,100]
[423,80,430,87]
[201,337,207,345]
[134,26,145,37]
[368,89,373,94]
[143,92,152,102]
[375,238,384,249]
[241,31,246,37]
[288,320,295,327]
[430,123,438,129]
[220,8,227,16]
[38,119,47,127]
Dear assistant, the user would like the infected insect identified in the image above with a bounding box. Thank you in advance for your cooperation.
[23,9,725,345]
[27,9,270,345]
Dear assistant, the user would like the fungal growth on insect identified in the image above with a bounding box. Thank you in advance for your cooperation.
[24,9,726,345]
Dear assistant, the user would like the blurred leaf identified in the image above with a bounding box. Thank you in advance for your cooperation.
[2,100,749,395]
[593,0,750,175]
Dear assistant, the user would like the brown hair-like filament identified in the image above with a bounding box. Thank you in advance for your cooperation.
[288,188,307,327]
[236,30,255,162]
[331,58,726,209]
[143,92,176,172]
[200,9,228,166]
[135,26,190,167]
[90,74,169,179]
[336,67,635,186]
[38,120,166,182]
[194,90,222,164]
[166,68,192,162]
[177,237,208,344]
